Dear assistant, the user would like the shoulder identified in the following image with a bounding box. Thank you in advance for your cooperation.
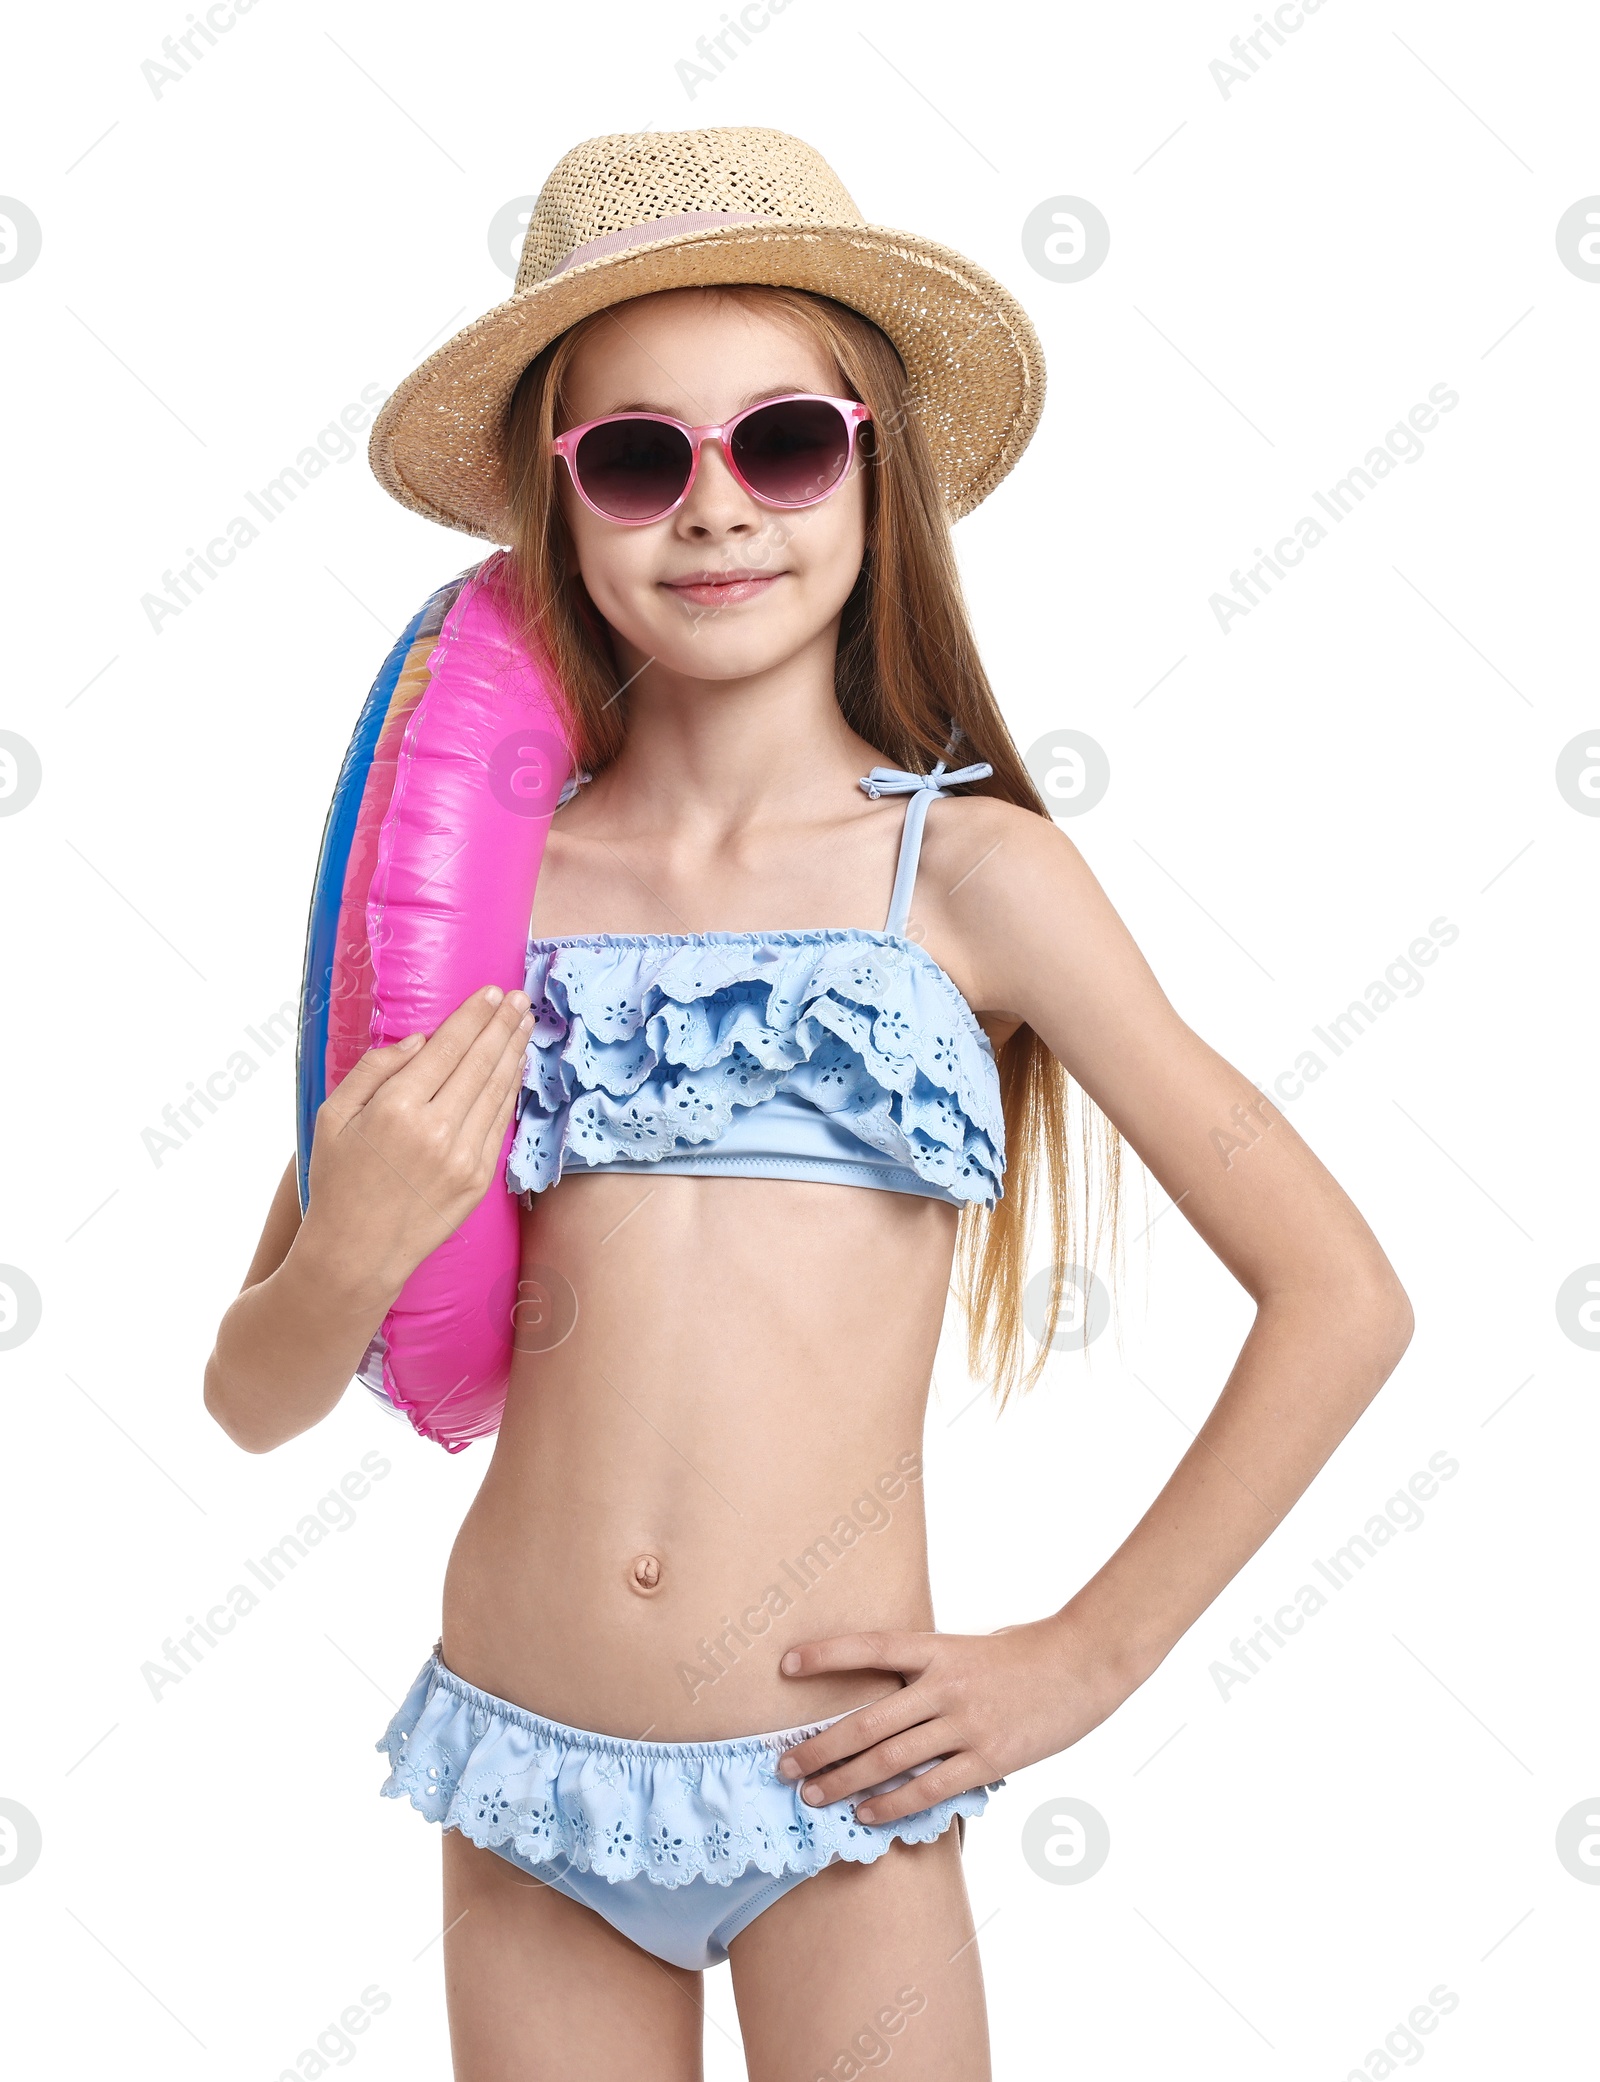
[908,793,1104,1025]
[918,791,1086,896]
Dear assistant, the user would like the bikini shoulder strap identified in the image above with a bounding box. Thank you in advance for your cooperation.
[858,735,994,937]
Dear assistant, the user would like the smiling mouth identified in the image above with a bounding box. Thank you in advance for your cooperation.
[661,570,785,606]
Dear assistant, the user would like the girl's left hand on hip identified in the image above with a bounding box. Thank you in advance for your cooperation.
[773,1614,1137,1823]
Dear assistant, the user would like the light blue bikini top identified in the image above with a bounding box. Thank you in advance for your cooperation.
[507,755,1006,1209]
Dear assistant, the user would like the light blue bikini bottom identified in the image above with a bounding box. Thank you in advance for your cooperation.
[377,1647,1000,1972]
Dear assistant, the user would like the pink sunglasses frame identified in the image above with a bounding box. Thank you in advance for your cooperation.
[550,392,873,526]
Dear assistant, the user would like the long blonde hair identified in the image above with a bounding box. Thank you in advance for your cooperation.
[497,283,1124,1403]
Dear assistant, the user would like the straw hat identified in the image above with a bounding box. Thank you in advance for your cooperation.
[368,125,1045,543]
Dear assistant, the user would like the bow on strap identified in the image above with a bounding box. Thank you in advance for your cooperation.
[857,757,994,801]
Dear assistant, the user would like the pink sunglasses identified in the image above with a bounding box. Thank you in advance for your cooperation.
[550,391,873,525]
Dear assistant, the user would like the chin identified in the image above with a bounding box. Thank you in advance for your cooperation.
[648,619,816,681]
[659,640,803,682]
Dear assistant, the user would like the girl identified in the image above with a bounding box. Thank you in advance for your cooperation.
[205,128,1413,2081]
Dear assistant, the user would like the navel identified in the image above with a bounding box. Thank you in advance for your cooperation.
[627,1553,663,1595]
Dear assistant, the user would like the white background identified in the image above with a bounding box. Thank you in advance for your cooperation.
[2,1,1596,2076]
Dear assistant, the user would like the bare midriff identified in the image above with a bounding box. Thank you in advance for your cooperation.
[441,1170,958,1741]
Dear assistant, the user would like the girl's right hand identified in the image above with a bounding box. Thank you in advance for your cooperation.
[301,985,535,1300]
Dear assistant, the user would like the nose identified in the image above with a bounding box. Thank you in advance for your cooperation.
[674,433,762,540]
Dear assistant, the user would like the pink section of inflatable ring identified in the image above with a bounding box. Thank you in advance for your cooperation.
[357,554,570,1448]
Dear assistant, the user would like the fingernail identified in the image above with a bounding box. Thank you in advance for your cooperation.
[780,1651,800,1674]
[802,1784,824,1805]
[507,990,530,1013]
[485,986,504,1006]
[856,1805,877,1824]
[776,1756,801,1780]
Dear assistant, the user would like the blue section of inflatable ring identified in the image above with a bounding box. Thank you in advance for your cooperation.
[293,587,450,1214]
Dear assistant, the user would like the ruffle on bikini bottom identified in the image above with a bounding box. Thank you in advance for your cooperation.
[377,1651,1000,1890]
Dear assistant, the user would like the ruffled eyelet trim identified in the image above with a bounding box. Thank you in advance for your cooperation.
[377,1655,1001,1891]
[506,929,1005,1206]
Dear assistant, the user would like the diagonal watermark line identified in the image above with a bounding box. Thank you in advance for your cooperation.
[1392,34,1534,174]
[64,1189,120,1242]
[593,834,697,931]
[598,1188,656,1245]
[65,1909,207,2045]
[325,1633,398,1707]
[1391,566,1530,707]
[1132,1908,1274,2045]
[947,840,1003,899]
[1391,1633,1534,1773]
[1132,1188,1190,1243]
[325,564,395,636]
[1390,1099,1532,1239]
[1480,1373,1534,1427]
[64,309,206,446]
[412,1371,473,1421]
[66,1373,207,1514]
[947,1904,1003,1963]
[1132,1724,1188,1775]
[1131,309,1274,447]
[64,840,207,978]
[858,33,1001,173]
[65,656,119,708]
[1480,840,1534,895]
[1481,1905,1535,1961]
[1133,656,1187,707]
[1130,841,1275,979]
[599,649,658,713]
[413,1907,470,1961]
[1132,122,1187,175]
[65,1724,120,1776]
[324,35,466,171]
[1480,306,1535,360]
[598,1367,744,1515]
[65,122,119,174]
[414,305,468,359]
[412,841,469,901]
[944,1380,991,1428]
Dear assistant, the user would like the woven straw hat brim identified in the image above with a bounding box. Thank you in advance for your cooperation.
[368,218,1045,542]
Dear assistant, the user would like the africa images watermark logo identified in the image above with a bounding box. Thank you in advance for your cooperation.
[1245,915,1460,1117]
[1209,383,1460,633]
[140,384,387,634]
[140,1451,391,1702]
[675,0,800,98]
[1208,1450,1459,1702]
[140,1000,299,1165]
[1208,0,1337,99]
[0,197,42,282]
[140,0,267,98]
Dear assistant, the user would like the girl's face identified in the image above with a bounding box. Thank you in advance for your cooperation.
[554,289,868,684]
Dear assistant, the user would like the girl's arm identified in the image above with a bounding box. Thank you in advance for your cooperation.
[776,805,1414,1818]
[203,986,534,1454]
[970,805,1415,1683]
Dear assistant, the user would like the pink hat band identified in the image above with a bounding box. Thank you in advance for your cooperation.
[547,210,770,279]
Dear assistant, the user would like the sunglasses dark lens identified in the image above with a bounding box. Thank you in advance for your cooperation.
[730,398,853,505]
[572,417,694,519]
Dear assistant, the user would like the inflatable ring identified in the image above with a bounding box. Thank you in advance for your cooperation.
[295,551,574,1450]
